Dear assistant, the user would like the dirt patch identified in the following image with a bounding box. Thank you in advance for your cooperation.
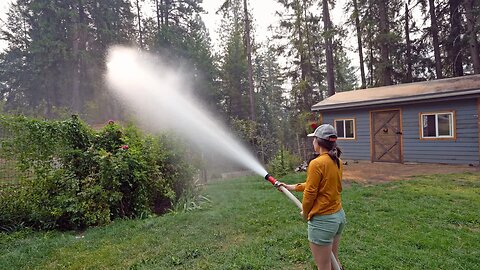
[342,160,480,184]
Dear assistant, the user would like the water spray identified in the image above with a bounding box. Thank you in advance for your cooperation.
[264,173,341,270]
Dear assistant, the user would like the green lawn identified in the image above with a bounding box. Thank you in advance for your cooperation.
[1,172,479,269]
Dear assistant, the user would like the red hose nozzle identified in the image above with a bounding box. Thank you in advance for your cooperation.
[264,174,277,185]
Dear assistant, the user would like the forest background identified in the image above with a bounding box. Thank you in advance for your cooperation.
[0,0,479,169]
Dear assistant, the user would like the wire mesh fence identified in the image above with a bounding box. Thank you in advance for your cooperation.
[0,124,26,188]
[0,158,21,187]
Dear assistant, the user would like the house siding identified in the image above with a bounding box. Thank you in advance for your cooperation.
[402,99,479,164]
[322,111,371,160]
[321,98,479,164]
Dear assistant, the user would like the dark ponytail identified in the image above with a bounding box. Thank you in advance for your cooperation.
[317,138,342,168]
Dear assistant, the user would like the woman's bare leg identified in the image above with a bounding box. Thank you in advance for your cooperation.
[309,242,332,270]
[331,235,342,269]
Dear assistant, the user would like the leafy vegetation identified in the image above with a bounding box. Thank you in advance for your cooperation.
[0,115,197,231]
[1,172,478,269]
[268,147,301,177]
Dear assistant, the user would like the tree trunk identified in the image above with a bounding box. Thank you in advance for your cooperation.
[367,9,374,86]
[353,0,366,88]
[243,0,256,121]
[378,0,392,86]
[448,0,463,76]
[155,0,161,29]
[165,0,170,26]
[405,3,412,82]
[136,0,143,48]
[429,0,443,78]
[463,0,480,74]
[72,0,86,113]
[303,0,315,92]
[369,39,374,86]
[160,0,165,25]
[314,53,325,100]
[323,0,335,96]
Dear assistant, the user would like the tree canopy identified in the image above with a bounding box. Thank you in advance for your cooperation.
[1,0,478,162]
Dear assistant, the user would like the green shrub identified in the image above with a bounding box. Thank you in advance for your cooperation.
[0,185,31,231]
[0,115,197,230]
[267,147,300,177]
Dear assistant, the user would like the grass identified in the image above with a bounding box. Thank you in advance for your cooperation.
[1,172,479,269]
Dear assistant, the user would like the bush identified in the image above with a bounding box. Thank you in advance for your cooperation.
[0,185,31,231]
[267,147,300,177]
[0,115,197,230]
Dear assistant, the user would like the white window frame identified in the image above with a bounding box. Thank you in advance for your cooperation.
[420,112,455,139]
[334,118,356,139]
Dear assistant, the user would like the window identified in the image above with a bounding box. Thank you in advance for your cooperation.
[421,112,454,138]
[335,119,355,139]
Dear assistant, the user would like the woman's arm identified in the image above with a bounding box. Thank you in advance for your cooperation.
[277,182,305,191]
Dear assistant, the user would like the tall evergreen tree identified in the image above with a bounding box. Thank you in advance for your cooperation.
[243,0,256,121]
[217,0,251,120]
[254,43,287,160]
[276,0,317,111]
[321,0,335,96]
[426,0,443,78]
[332,28,357,92]
[404,2,413,83]
[141,1,221,112]
[377,0,393,85]
[135,0,145,48]
[0,0,135,120]
[0,0,32,110]
[217,0,256,120]
[447,0,464,76]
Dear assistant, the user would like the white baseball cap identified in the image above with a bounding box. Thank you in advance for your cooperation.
[307,124,338,141]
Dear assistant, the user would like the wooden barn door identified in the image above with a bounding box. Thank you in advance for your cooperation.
[371,109,403,163]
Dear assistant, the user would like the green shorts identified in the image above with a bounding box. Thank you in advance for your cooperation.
[307,208,346,246]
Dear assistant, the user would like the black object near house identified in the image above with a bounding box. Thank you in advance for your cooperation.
[312,75,480,164]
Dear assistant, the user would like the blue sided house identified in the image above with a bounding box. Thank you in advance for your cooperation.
[311,75,480,165]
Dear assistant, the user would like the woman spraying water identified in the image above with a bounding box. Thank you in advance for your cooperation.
[107,47,343,269]
[276,124,346,270]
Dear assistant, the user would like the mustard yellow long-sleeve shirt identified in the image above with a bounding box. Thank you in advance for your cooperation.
[294,153,343,220]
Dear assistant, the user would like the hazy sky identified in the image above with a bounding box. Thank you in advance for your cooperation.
[200,0,285,48]
[0,0,12,51]
[201,0,353,51]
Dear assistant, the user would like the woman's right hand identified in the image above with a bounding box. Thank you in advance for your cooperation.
[275,182,295,191]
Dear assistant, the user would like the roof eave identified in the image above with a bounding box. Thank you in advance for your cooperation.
[311,88,480,112]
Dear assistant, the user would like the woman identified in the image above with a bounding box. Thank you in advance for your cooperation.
[279,124,346,270]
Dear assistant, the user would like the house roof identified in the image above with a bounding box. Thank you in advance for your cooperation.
[312,75,480,111]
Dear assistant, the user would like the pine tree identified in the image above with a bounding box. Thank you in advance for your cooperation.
[254,43,287,161]
[448,0,464,76]
[217,0,250,120]
[276,0,317,111]
[243,0,256,121]
[321,0,335,96]
[0,0,135,120]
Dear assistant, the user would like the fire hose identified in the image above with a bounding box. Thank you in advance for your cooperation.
[265,174,341,270]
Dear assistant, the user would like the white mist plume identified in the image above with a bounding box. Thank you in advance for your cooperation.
[106,46,268,177]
